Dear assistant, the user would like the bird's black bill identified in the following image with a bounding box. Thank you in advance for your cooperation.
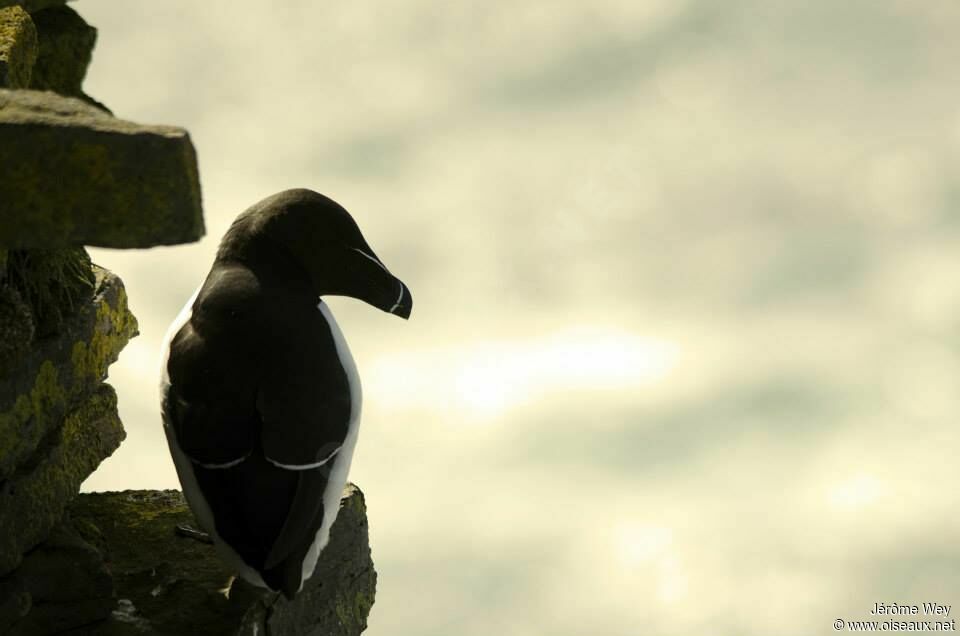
[330,247,412,319]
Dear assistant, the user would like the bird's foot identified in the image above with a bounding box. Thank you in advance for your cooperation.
[174,524,214,544]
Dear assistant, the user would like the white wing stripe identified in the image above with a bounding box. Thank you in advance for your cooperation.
[265,446,341,471]
[193,454,249,469]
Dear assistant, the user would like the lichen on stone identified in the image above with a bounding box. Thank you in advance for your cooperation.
[0,268,136,484]
[0,361,63,472]
[71,282,137,386]
[27,4,96,100]
[0,284,33,376]
[0,5,37,89]
[0,383,125,576]
[0,89,205,249]
[69,486,377,635]
[0,2,68,13]
[5,247,95,339]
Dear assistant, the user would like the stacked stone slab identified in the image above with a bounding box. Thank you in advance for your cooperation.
[0,7,203,247]
[0,2,377,634]
[0,1,201,633]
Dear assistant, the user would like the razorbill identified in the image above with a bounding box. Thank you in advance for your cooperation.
[159,188,412,599]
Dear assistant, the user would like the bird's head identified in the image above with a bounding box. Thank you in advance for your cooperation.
[216,188,412,319]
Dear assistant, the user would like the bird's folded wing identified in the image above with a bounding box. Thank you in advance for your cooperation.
[264,463,331,571]
[253,322,352,571]
[163,313,262,467]
[255,318,353,469]
[164,388,259,467]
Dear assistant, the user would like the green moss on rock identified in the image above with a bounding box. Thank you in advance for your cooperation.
[238,484,377,636]
[71,286,137,384]
[0,1,67,13]
[0,5,37,89]
[0,361,63,474]
[6,247,95,338]
[0,284,34,376]
[0,89,204,249]
[28,5,100,107]
[70,485,376,636]
[0,267,136,483]
[0,383,125,576]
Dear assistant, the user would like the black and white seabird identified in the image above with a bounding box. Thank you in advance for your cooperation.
[159,188,412,599]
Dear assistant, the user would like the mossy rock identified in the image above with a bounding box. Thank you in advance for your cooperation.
[238,485,377,636]
[67,485,376,636]
[0,89,204,248]
[28,4,106,110]
[0,284,34,375]
[0,1,67,13]
[1,513,115,635]
[0,266,137,485]
[0,383,125,577]
[5,246,95,340]
[0,5,37,89]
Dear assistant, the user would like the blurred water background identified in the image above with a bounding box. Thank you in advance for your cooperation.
[79,1,960,634]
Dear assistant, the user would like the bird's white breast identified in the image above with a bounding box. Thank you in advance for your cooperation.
[299,301,363,585]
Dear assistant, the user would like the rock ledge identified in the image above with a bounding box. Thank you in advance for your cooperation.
[63,485,377,636]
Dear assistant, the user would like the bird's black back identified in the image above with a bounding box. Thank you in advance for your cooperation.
[163,257,353,597]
